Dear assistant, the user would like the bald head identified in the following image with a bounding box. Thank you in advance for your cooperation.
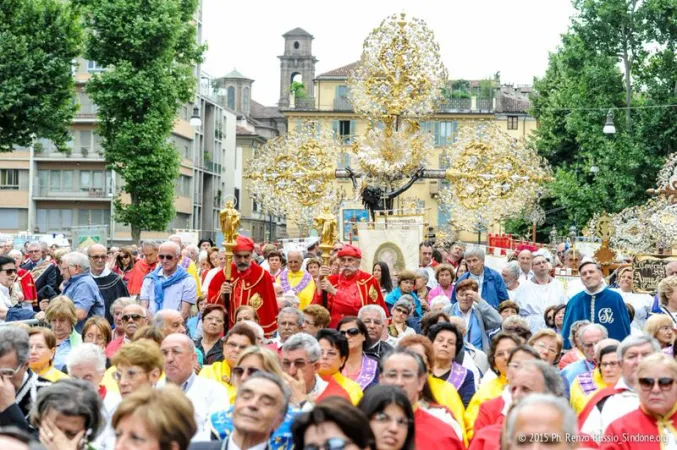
[168,235,184,249]
[162,332,194,351]
[87,243,108,275]
[518,250,533,274]
[152,310,185,336]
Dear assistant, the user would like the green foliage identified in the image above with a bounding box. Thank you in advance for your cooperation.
[0,0,82,152]
[291,81,307,99]
[530,0,676,234]
[478,79,494,100]
[77,0,205,242]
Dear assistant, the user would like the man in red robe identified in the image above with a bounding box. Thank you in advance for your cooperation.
[207,236,278,335]
[127,242,159,295]
[313,245,388,328]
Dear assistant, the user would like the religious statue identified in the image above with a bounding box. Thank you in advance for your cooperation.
[219,200,240,244]
[313,207,338,248]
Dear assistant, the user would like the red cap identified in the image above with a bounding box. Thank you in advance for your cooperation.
[233,236,255,253]
[337,245,362,259]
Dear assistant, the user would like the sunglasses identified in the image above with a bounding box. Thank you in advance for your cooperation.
[304,438,352,450]
[638,377,675,391]
[1,268,17,275]
[232,366,260,378]
[158,254,174,260]
[339,327,361,337]
[122,314,145,322]
[90,255,107,261]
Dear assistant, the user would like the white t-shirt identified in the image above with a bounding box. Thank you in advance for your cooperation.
[515,279,567,331]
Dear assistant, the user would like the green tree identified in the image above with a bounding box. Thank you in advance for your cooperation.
[0,0,82,152]
[523,0,676,239]
[76,0,205,243]
[290,81,307,99]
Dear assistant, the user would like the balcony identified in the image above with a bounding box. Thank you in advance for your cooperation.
[74,104,98,123]
[333,97,353,111]
[34,183,113,201]
[440,98,472,111]
[204,160,222,174]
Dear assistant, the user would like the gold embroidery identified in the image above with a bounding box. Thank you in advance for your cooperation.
[369,285,378,301]
[249,293,263,310]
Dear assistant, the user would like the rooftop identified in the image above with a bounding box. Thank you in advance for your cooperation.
[250,100,285,119]
[318,61,360,78]
[283,27,314,38]
[221,68,252,80]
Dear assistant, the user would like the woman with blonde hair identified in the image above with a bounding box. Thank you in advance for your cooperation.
[27,327,69,382]
[113,385,196,450]
[644,314,675,351]
[111,340,164,398]
[657,275,677,326]
[44,295,81,371]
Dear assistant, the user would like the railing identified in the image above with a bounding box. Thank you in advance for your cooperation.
[204,160,222,173]
[476,98,493,111]
[440,98,472,111]
[35,183,112,199]
[294,98,315,110]
[333,97,353,111]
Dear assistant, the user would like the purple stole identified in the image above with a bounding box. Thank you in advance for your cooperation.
[445,362,468,390]
[356,355,378,390]
[578,370,598,396]
[181,256,191,269]
[279,269,312,295]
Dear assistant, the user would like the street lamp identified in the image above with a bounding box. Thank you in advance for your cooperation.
[189,104,202,127]
[603,109,616,134]
[590,165,600,175]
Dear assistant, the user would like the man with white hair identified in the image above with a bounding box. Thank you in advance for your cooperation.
[503,394,578,450]
[579,335,659,440]
[168,234,202,297]
[514,253,567,332]
[452,247,509,309]
[140,241,197,320]
[67,343,120,450]
[20,241,58,300]
[88,244,129,324]
[7,250,37,308]
[359,304,393,361]
[60,252,105,332]
[277,249,316,310]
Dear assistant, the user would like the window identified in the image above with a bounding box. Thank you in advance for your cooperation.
[79,130,92,153]
[0,209,20,228]
[77,209,109,226]
[234,188,240,210]
[80,170,105,191]
[87,60,105,73]
[243,87,249,113]
[507,116,519,130]
[37,209,72,232]
[438,184,452,225]
[176,175,192,197]
[50,171,62,191]
[0,169,19,189]
[227,86,235,110]
[434,121,458,146]
[336,85,349,98]
[333,120,356,144]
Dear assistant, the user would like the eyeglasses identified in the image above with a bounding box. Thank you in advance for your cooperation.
[89,255,107,261]
[204,316,225,324]
[381,370,417,382]
[232,366,260,378]
[304,438,353,450]
[113,368,145,381]
[534,342,558,355]
[638,377,675,391]
[0,268,16,275]
[371,412,412,429]
[339,328,361,337]
[281,359,310,370]
[122,314,145,322]
[600,361,619,369]
[158,254,174,260]
[0,366,22,377]
[84,333,106,343]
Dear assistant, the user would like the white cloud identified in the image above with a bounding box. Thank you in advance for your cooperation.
[201,0,575,106]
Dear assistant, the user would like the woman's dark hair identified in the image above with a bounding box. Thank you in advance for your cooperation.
[427,322,464,360]
[598,345,618,364]
[432,249,443,264]
[358,385,415,450]
[198,238,214,249]
[420,311,450,337]
[316,329,349,368]
[336,316,369,351]
[553,304,567,321]
[373,262,393,293]
[115,247,135,271]
[488,332,524,374]
[292,397,376,450]
[508,344,541,364]
[543,305,557,329]
[625,303,635,323]
[201,303,227,323]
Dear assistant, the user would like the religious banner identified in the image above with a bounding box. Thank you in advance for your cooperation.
[342,209,370,242]
[632,254,677,294]
[358,228,420,275]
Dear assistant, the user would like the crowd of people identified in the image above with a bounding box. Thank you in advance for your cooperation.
[0,235,676,450]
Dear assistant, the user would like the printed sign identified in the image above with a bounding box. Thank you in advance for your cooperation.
[632,254,677,294]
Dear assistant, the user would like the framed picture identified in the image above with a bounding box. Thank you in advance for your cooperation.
[342,209,369,242]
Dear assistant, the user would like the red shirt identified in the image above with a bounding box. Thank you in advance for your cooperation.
[414,408,465,450]
[474,396,505,435]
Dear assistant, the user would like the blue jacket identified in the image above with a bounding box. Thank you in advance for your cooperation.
[452,266,509,309]
[62,271,105,332]
[385,287,422,317]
